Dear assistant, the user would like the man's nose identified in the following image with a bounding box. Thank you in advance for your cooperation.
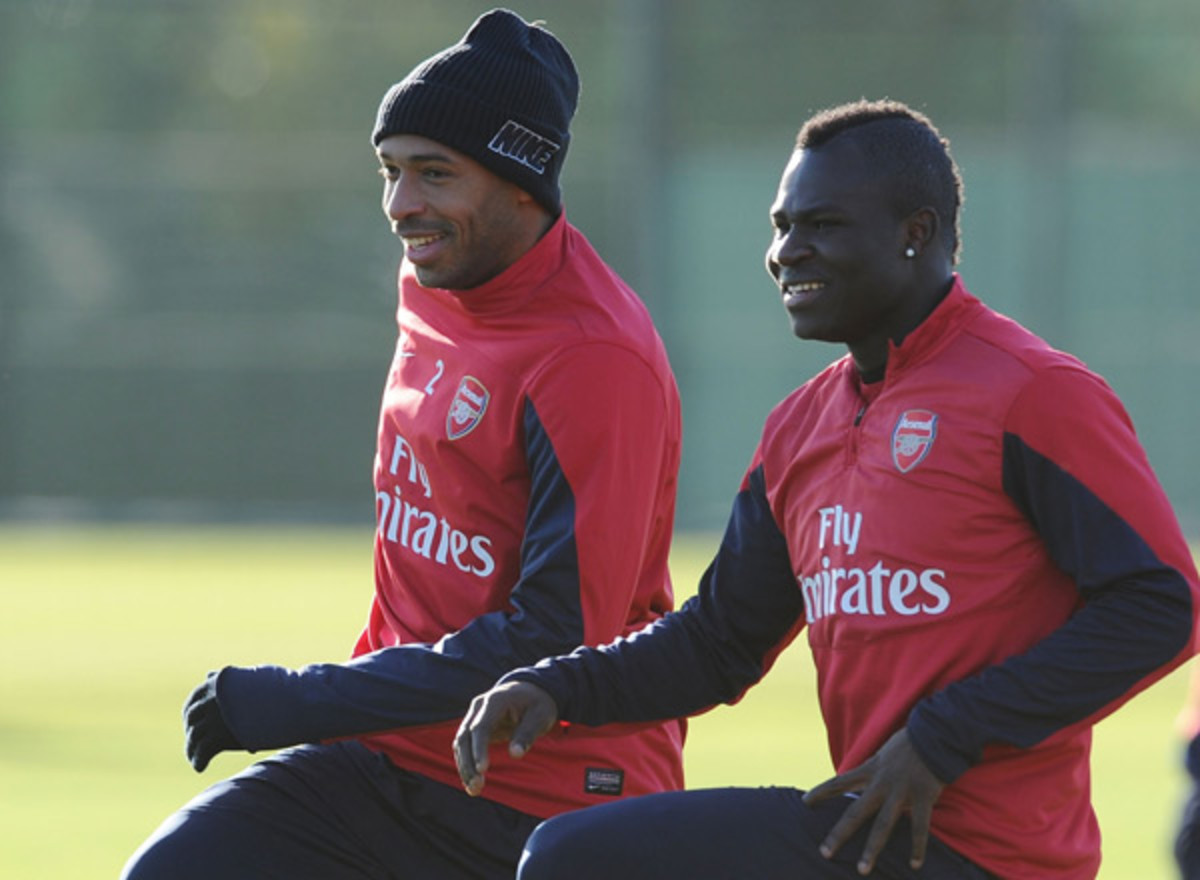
[384,174,423,219]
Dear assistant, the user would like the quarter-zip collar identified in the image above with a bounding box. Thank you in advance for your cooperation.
[845,275,979,406]
[881,275,978,380]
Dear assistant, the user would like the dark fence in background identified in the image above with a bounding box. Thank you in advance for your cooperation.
[2,0,1199,533]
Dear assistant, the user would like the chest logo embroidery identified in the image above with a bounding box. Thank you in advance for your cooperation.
[891,409,938,473]
[447,376,490,440]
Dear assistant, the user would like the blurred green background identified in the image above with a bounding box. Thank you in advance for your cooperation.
[3,0,1200,531]
[3,1,1200,877]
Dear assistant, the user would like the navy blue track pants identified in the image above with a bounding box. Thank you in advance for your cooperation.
[518,787,992,879]
[1177,734,1200,879]
[121,741,540,880]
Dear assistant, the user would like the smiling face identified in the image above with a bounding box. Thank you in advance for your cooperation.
[376,134,547,290]
[765,137,933,376]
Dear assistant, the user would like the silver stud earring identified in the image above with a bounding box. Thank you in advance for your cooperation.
[904,247,916,259]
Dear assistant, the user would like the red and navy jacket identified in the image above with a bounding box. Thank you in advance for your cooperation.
[215,213,686,819]
[509,279,1198,878]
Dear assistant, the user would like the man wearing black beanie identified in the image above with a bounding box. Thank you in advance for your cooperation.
[122,10,686,879]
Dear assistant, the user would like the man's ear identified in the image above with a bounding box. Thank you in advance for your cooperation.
[902,206,940,258]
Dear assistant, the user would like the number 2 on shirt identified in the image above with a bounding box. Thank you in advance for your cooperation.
[424,359,445,396]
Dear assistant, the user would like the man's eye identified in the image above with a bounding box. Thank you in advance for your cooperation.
[377,166,399,181]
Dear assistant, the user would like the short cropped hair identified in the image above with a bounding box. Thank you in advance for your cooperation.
[797,99,964,263]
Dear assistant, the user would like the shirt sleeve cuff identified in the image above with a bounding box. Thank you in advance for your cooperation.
[906,702,980,784]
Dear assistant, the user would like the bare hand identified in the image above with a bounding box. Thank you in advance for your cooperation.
[802,728,944,875]
[453,680,559,796]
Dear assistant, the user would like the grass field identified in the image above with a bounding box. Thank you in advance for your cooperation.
[0,524,1192,878]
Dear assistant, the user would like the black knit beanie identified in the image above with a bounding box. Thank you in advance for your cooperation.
[371,9,580,216]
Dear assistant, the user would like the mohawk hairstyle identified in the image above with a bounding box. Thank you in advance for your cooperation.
[797,99,964,263]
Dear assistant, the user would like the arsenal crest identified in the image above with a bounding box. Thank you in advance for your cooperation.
[891,409,938,473]
[447,376,489,440]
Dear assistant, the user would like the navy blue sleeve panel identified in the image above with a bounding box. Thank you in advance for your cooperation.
[907,433,1193,783]
[217,400,585,751]
[505,465,805,727]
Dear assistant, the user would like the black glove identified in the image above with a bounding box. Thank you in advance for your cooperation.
[183,670,243,772]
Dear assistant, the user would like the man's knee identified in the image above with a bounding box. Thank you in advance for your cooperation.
[121,815,194,880]
[517,814,592,880]
[121,807,241,880]
[121,842,172,880]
